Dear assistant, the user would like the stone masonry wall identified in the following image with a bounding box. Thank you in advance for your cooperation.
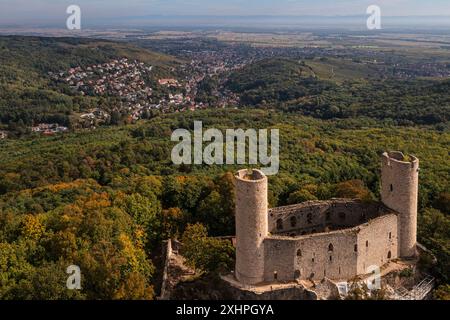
[356,213,398,275]
[264,213,398,281]
[268,199,382,236]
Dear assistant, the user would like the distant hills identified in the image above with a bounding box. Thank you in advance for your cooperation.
[0,36,181,130]
[225,57,450,125]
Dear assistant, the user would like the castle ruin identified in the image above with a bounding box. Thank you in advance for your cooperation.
[232,151,419,285]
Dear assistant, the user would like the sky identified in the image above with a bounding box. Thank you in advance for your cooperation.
[0,0,449,26]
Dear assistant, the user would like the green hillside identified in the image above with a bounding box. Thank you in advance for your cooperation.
[304,57,379,82]
[0,36,182,129]
[225,58,334,105]
[225,57,450,125]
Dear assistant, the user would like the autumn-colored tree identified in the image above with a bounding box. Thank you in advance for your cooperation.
[159,207,184,239]
[20,214,45,240]
[287,189,318,205]
[114,272,154,300]
[434,284,450,300]
[197,173,236,236]
[0,180,158,300]
[15,261,86,300]
[181,223,235,274]
[335,180,373,201]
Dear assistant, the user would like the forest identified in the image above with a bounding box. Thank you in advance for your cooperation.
[0,35,448,300]
[225,58,450,126]
[0,109,449,299]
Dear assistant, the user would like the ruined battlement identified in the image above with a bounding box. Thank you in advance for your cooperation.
[382,151,419,171]
[268,199,396,237]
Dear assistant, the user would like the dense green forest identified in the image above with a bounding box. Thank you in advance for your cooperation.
[0,36,180,130]
[0,109,449,299]
[226,58,450,126]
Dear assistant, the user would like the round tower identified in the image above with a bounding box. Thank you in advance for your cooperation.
[381,151,419,258]
[234,169,268,285]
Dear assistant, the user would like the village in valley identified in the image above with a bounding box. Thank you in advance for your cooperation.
[2,32,450,139]
[38,54,241,135]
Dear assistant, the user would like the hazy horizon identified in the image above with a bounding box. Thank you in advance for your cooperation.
[1,15,450,32]
[0,0,450,29]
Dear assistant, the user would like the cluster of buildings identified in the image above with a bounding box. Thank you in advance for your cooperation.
[158,78,181,87]
[31,123,69,136]
[46,48,269,129]
[179,48,250,107]
[52,58,159,123]
[390,62,450,79]
[57,58,154,97]
[50,58,216,126]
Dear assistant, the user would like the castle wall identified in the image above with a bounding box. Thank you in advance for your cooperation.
[268,200,381,236]
[264,230,358,282]
[263,213,398,282]
[356,214,399,275]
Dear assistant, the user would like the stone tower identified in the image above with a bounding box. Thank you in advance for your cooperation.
[234,169,268,285]
[381,151,419,258]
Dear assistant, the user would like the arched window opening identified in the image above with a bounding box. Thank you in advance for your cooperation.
[328,243,334,252]
[276,219,283,230]
[354,244,358,252]
[329,256,333,262]
[389,232,392,239]
[273,271,278,280]
[294,270,301,279]
[366,240,369,248]
[290,216,297,228]
[388,251,392,259]
[297,249,302,257]
[390,184,394,192]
